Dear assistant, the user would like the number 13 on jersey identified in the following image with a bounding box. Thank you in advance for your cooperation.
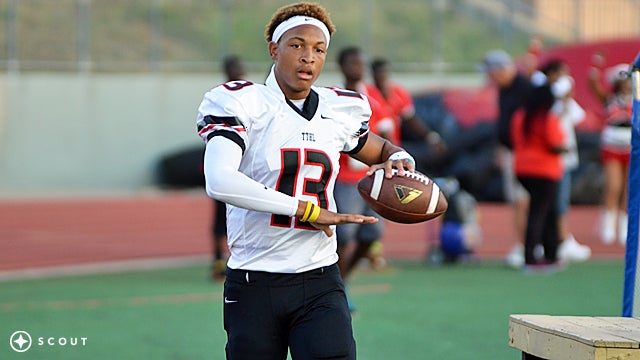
[271,148,333,229]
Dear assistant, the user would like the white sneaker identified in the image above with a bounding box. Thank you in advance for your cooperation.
[619,212,628,246]
[534,244,545,261]
[505,244,524,269]
[558,235,591,262]
[601,210,616,244]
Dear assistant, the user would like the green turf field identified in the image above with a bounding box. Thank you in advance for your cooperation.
[0,260,625,359]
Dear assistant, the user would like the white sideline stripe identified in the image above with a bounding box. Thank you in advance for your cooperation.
[0,255,210,282]
[427,183,440,214]
[370,169,384,200]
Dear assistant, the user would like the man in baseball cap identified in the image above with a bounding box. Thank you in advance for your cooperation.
[480,48,531,269]
[479,49,514,72]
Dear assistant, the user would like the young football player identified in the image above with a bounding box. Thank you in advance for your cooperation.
[196,2,416,359]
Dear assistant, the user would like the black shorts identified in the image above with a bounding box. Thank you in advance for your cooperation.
[223,264,355,360]
[212,200,227,236]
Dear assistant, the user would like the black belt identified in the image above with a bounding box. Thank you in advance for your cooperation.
[226,263,338,284]
[608,121,631,128]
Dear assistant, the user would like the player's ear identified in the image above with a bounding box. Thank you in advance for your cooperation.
[269,42,278,61]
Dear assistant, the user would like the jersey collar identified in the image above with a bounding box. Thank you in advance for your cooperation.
[265,66,319,121]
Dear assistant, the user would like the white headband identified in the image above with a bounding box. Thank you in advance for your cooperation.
[271,15,331,48]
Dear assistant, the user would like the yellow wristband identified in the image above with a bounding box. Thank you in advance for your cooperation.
[307,203,321,223]
[300,201,313,222]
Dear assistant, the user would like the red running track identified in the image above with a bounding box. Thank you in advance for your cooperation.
[0,192,625,272]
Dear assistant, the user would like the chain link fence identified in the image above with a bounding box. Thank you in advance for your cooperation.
[0,0,637,73]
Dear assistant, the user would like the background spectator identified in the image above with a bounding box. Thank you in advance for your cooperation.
[511,82,566,271]
[588,55,633,245]
[481,49,531,268]
[541,59,592,262]
[209,54,247,281]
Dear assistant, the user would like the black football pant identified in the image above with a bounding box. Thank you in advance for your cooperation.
[518,176,560,265]
[223,264,355,360]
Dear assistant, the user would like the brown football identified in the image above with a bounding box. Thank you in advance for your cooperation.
[357,169,448,224]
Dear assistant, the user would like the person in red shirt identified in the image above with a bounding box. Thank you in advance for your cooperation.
[511,82,566,270]
[334,47,394,304]
[369,58,446,169]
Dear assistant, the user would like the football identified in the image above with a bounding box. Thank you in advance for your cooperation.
[357,169,448,224]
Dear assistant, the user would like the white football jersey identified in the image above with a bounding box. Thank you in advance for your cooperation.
[197,68,371,273]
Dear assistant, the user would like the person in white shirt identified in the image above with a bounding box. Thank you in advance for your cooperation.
[196,2,416,359]
[542,59,592,262]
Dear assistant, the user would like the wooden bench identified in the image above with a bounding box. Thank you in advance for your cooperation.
[509,314,640,359]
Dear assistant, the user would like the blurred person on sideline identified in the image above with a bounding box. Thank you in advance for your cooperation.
[334,46,393,310]
[541,59,592,262]
[210,54,247,281]
[196,2,417,358]
[369,57,446,176]
[511,81,567,272]
[368,57,448,267]
[521,35,543,78]
[434,177,483,264]
[480,49,531,268]
[588,53,633,246]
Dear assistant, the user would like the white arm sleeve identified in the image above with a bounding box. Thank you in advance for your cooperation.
[204,136,299,217]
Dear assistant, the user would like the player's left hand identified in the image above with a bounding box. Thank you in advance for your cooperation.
[296,200,378,237]
[310,209,378,237]
[366,157,415,179]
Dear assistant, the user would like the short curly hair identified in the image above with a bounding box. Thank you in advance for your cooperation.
[265,2,336,43]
